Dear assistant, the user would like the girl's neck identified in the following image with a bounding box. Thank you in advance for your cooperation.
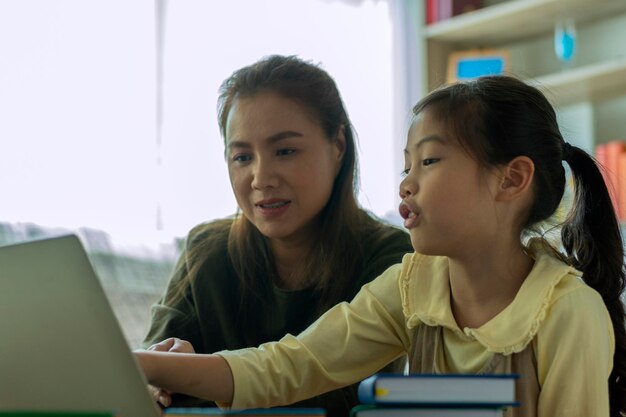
[448,240,533,329]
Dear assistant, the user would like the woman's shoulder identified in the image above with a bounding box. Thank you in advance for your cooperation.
[176,218,235,272]
[351,214,413,282]
[175,218,238,289]
[185,217,234,248]
[356,213,412,253]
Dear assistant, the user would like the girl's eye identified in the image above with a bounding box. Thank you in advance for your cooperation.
[401,168,410,178]
[422,158,439,166]
[276,148,296,156]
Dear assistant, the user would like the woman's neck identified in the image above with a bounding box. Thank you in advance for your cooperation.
[270,238,314,291]
[447,239,533,329]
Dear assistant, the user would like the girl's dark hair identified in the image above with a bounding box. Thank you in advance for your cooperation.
[176,55,393,342]
[413,75,626,417]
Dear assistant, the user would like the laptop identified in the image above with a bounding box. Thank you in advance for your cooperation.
[0,234,161,416]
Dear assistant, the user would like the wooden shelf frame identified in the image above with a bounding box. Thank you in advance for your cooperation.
[533,57,626,107]
[424,0,626,45]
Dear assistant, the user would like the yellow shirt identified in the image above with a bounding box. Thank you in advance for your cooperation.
[218,239,614,416]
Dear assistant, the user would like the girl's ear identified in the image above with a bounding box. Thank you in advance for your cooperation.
[496,156,535,201]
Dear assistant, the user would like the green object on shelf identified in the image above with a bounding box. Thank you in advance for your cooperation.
[0,412,115,417]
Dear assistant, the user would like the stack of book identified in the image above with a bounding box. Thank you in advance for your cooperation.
[351,373,519,417]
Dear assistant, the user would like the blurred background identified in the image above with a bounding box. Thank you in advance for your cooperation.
[2,0,625,347]
[0,0,415,347]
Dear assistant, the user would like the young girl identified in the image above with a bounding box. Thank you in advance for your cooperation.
[135,75,626,417]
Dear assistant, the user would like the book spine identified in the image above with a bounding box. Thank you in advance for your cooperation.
[601,141,626,219]
[426,0,439,24]
[452,0,483,16]
[618,147,626,221]
[439,0,453,21]
[595,143,611,212]
[357,375,378,404]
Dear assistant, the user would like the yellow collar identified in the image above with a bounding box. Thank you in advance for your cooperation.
[401,239,583,354]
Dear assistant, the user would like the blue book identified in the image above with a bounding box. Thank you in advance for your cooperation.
[357,373,519,407]
[350,404,504,417]
[164,408,325,416]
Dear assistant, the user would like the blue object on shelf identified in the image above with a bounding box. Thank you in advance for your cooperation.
[456,57,506,79]
[555,30,576,62]
[447,49,509,83]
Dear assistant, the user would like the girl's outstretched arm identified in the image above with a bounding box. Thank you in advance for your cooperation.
[134,350,234,405]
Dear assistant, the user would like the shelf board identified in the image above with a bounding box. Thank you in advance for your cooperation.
[424,0,626,45]
[530,58,626,107]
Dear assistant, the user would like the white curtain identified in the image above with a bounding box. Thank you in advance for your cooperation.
[1,0,399,248]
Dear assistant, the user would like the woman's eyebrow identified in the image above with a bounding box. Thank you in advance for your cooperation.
[227,130,304,150]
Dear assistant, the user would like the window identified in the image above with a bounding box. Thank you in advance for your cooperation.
[1,0,398,249]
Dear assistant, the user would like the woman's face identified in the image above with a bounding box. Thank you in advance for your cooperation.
[225,91,345,245]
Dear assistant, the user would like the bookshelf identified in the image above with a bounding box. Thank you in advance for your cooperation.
[424,0,626,45]
[419,0,626,150]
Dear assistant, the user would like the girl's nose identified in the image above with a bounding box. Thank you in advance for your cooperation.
[399,174,417,199]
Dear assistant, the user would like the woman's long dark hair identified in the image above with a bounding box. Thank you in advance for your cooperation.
[413,75,626,417]
[174,55,395,343]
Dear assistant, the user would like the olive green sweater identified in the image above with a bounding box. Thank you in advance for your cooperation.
[144,217,412,417]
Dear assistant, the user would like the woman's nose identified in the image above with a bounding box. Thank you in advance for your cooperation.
[251,158,279,190]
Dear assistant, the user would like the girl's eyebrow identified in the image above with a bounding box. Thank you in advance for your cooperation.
[227,130,304,150]
[404,135,446,155]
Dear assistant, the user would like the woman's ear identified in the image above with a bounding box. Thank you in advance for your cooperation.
[334,125,346,162]
[332,126,347,177]
[496,156,535,202]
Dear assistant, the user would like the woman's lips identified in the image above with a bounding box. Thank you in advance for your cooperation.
[255,199,291,218]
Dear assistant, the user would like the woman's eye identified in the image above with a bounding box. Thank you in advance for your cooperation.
[400,168,410,178]
[422,158,439,166]
[232,154,251,163]
[276,148,296,156]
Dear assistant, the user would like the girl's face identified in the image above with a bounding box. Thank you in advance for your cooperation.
[399,109,501,258]
[225,91,344,245]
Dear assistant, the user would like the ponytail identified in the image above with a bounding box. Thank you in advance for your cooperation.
[561,145,626,416]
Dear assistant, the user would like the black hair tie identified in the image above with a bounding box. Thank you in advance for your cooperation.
[562,142,573,161]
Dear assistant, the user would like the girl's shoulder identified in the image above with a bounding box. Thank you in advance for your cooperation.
[396,252,452,330]
[467,240,607,354]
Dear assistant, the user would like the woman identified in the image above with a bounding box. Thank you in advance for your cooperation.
[143,55,412,417]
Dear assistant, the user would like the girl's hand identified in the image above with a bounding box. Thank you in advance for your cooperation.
[144,338,197,407]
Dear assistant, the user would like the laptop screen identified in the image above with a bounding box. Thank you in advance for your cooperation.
[0,235,161,416]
